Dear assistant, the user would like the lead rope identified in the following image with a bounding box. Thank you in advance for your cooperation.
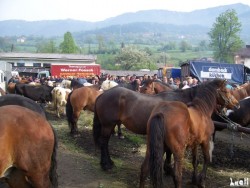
[216,111,239,158]
[230,130,235,158]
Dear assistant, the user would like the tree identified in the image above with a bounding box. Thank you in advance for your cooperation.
[208,9,244,63]
[85,36,93,54]
[179,40,189,52]
[37,40,57,53]
[96,35,106,54]
[198,40,207,51]
[60,32,78,53]
[115,46,154,70]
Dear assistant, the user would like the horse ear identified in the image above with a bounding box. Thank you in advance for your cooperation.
[222,79,227,87]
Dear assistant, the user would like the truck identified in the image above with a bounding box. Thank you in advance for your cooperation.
[37,64,101,78]
[180,60,250,84]
[157,67,181,79]
[0,61,12,92]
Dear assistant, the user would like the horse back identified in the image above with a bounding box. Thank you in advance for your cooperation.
[95,87,163,134]
[70,86,102,112]
[0,94,46,118]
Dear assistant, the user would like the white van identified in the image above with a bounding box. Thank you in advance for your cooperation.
[0,70,6,91]
[37,71,50,78]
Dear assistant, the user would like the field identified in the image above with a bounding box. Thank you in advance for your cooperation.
[47,109,250,188]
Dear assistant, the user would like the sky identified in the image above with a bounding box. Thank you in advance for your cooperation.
[0,0,250,22]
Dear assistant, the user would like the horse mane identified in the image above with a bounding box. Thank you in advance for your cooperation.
[142,79,153,86]
[153,79,172,88]
[189,79,224,114]
[141,79,172,93]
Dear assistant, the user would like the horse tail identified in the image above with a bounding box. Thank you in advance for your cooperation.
[149,113,165,188]
[93,99,101,147]
[66,91,73,129]
[49,126,58,187]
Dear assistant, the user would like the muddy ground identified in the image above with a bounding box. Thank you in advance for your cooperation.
[47,110,250,188]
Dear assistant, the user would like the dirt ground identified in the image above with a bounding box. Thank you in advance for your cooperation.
[47,110,250,188]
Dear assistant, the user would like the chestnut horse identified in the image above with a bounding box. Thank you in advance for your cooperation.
[93,79,238,171]
[0,105,58,188]
[140,79,173,94]
[66,84,103,136]
[212,82,250,137]
[139,80,239,188]
[230,82,250,101]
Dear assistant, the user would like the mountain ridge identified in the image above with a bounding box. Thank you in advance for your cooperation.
[0,3,249,37]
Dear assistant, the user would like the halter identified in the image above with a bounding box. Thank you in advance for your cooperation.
[216,110,240,158]
[217,89,235,109]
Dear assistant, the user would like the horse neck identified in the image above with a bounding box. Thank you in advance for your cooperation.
[243,83,250,96]
[190,86,217,117]
[231,88,248,101]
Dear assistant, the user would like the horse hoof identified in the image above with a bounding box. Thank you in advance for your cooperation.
[164,166,172,176]
[192,175,198,185]
[101,163,114,171]
[70,132,80,138]
[119,135,125,139]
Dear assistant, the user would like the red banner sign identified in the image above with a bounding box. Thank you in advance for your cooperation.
[51,65,100,77]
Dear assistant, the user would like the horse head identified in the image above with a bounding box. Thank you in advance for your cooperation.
[140,79,155,94]
[216,80,240,110]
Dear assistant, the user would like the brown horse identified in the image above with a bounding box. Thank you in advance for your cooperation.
[93,79,239,171]
[66,85,103,136]
[0,105,58,188]
[139,79,239,188]
[230,82,250,101]
[7,83,16,94]
[140,79,173,94]
[0,167,32,188]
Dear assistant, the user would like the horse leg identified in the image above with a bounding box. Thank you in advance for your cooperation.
[173,151,184,188]
[56,105,60,118]
[164,148,173,176]
[100,128,115,170]
[4,168,32,188]
[117,123,124,139]
[191,145,199,185]
[198,140,213,188]
[70,110,81,137]
[139,152,150,188]
[0,177,10,188]
[27,172,51,188]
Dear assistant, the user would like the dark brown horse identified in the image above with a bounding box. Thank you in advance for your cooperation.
[66,85,102,136]
[93,79,238,171]
[0,105,58,188]
[139,79,239,188]
[140,79,173,94]
[0,167,33,188]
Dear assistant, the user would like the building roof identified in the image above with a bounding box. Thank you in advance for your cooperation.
[0,52,97,61]
[236,45,250,57]
[101,69,158,77]
[12,67,50,73]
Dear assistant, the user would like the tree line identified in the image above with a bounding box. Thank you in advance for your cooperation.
[0,9,245,70]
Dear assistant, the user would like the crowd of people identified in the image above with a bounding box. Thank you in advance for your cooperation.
[8,72,201,90]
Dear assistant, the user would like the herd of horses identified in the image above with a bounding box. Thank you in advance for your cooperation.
[0,78,250,187]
